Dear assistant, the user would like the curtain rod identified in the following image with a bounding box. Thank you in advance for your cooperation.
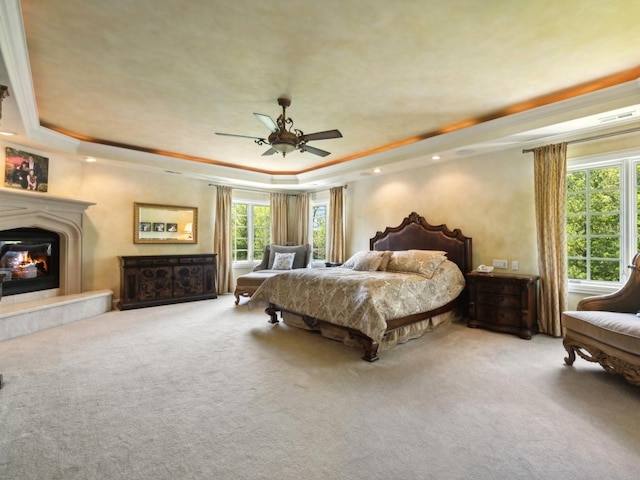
[522,125,640,153]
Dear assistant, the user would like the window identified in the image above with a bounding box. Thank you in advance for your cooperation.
[232,202,270,263]
[567,153,640,290]
[312,203,328,261]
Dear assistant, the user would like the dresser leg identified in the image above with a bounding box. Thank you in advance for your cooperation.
[519,330,532,340]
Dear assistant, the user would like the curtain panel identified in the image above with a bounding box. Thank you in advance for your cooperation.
[328,186,345,263]
[533,143,568,337]
[214,185,234,294]
[270,193,289,245]
[295,193,310,245]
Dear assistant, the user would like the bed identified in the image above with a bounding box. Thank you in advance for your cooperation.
[248,212,472,361]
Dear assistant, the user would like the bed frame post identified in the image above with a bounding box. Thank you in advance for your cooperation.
[359,339,380,362]
[266,304,280,324]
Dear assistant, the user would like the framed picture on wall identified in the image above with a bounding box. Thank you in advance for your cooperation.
[139,222,151,232]
[153,222,165,232]
[4,147,49,192]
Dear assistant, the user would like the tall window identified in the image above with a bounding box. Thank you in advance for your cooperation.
[567,154,640,289]
[232,202,270,263]
[312,203,328,261]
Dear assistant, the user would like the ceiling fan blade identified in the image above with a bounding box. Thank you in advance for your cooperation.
[300,129,343,142]
[254,113,278,133]
[215,132,267,141]
[302,145,331,157]
[262,147,278,156]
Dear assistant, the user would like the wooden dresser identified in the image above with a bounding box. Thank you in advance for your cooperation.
[119,254,217,310]
[466,271,539,339]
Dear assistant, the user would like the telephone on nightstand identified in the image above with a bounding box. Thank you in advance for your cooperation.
[476,264,494,273]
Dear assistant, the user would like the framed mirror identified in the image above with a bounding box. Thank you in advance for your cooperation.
[134,202,198,244]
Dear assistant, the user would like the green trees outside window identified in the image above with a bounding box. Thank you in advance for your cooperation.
[567,163,623,283]
[232,203,270,262]
[312,204,327,261]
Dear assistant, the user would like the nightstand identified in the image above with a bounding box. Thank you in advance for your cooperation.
[466,271,539,339]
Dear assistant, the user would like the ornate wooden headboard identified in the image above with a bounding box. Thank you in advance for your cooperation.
[369,212,473,274]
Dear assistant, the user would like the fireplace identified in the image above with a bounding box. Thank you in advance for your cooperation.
[0,190,113,342]
[0,188,95,303]
[0,227,60,296]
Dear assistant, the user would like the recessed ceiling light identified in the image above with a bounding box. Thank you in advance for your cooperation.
[0,131,16,136]
[373,168,381,173]
[85,157,96,163]
[456,149,474,156]
[431,155,440,160]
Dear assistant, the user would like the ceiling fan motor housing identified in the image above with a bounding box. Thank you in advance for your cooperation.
[269,129,299,154]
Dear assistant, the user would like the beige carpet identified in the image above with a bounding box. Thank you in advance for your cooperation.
[0,294,639,480]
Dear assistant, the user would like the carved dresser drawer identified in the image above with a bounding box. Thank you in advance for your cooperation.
[119,254,217,310]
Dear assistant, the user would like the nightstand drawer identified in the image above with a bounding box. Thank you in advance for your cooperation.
[476,292,521,308]
[476,304,522,327]
[475,281,521,296]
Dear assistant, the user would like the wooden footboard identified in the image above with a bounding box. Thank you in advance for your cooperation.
[266,297,461,362]
[563,335,640,386]
[266,303,381,361]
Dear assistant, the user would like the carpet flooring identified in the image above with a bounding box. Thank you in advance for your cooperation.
[1,294,639,480]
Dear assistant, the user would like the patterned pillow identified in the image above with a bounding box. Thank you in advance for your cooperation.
[352,255,384,271]
[341,251,384,269]
[387,250,448,278]
[378,251,393,271]
[272,252,296,270]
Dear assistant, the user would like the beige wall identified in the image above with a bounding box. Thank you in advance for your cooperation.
[346,148,539,274]
[1,141,216,298]
[3,130,640,310]
[346,134,640,310]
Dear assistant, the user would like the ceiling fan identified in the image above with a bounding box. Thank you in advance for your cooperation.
[215,97,342,157]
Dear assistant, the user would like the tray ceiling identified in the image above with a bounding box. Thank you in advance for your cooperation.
[2,0,640,189]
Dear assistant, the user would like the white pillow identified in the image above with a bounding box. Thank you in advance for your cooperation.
[272,252,295,270]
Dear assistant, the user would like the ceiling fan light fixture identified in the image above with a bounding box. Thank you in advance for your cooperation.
[272,141,297,154]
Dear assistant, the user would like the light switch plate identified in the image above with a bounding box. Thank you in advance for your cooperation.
[492,259,508,269]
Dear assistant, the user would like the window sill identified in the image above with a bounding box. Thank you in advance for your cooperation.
[568,281,622,296]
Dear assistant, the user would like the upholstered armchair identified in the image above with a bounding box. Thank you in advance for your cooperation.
[562,252,640,385]
[252,244,311,272]
[234,244,311,305]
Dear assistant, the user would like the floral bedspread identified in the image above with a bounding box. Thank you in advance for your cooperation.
[248,260,465,343]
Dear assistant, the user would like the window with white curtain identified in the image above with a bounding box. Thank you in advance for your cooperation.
[567,151,640,293]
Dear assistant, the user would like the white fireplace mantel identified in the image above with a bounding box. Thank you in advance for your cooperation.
[0,188,95,296]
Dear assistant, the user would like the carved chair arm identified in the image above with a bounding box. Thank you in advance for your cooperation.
[577,257,640,313]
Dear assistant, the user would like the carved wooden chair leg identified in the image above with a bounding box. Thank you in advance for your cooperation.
[563,338,576,365]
